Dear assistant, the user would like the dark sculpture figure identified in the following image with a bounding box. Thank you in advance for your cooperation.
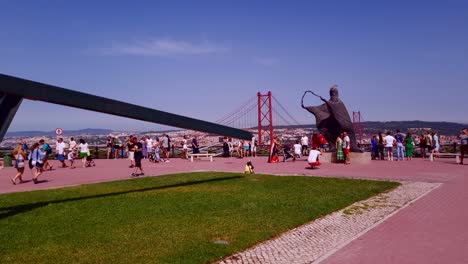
[301,85,360,152]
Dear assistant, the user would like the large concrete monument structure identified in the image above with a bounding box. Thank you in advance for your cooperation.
[0,74,252,142]
[301,85,359,151]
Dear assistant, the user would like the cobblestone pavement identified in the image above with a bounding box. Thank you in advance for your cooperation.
[218,182,440,264]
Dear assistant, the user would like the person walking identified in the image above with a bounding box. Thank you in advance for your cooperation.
[69,137,77,152]
[77,139,89,168]
[126,137,135,168]
[67,149,76,169]
[394,129,405,161]
[383,131,396,161]
[29,143,45,184]
[11,143,27,185]
[419,133,427,159]
[342,132,351,164]
[56,137,67,168]
[39,139,53,171]
[131,137,145,177]
[336,134,344,163]
[405,133,414,160]
[459,128,468,165]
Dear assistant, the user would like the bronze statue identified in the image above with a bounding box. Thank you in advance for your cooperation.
[301,85,359,152]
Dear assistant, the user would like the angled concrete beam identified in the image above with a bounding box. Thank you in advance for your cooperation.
[0,74,252,142]
[0,92,23,141]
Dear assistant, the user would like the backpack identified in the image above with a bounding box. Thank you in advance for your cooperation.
[44,144,52,155]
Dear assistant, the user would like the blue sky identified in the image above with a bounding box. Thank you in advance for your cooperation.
[1,0,467,132]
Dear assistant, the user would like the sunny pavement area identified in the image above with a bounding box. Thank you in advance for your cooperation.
[1,157,467,263]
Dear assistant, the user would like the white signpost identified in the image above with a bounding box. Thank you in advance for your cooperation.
[55,128,63,136]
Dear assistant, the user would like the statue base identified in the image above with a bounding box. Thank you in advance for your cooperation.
[319,152,371,164]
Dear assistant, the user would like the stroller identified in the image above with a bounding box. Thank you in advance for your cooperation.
[148,151,155,162]
[85,153,96,167]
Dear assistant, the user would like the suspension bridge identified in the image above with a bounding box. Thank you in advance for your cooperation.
[215,91,365,145]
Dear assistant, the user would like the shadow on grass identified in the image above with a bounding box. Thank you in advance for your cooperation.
[0,175,243,220]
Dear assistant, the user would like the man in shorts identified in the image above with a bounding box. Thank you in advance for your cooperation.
[459,128,468,165]
[126,137,135,168]
[55,138,67,168]
[383,131,396,161]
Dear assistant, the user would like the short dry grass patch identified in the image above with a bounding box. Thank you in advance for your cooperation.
[0,172,399,263]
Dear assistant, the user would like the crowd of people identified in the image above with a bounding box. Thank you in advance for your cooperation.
[366,128,467,164]
[7,128,467,185]
[370,130,441,161]
[10,137,93,185]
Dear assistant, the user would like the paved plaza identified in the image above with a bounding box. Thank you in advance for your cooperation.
[1,157,467,263]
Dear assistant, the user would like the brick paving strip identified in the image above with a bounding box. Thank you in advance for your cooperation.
[218,181,441,264]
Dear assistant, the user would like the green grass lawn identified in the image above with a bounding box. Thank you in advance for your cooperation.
[0,172,399,263]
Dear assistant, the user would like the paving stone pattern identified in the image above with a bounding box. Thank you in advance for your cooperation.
[218,182,440,264]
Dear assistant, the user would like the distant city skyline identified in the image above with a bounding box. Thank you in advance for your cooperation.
[1,1,467,132]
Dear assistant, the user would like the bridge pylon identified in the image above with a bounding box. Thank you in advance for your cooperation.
[257,91,273,146]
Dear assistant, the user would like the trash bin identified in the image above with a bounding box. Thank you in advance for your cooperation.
[3,155,12,167]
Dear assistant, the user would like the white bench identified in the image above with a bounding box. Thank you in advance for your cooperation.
[188,153,215,162]
[429,153,462,163]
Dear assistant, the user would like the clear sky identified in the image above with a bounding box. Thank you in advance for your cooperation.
[1,0,467,132]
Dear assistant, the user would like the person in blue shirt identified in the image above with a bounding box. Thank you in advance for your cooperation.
[39,139,53,170]
[192,136,200,154]
[371,135,378,160]
[28,142,45,184]
[394,130,405,161]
